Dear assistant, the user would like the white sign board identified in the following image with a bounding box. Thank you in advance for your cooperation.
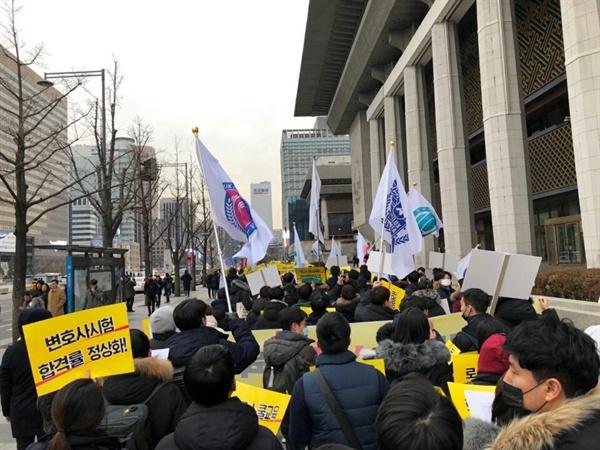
[0,233,16,253]
[428,252,460,273]
[246,265,281,295]
[461,250,507,297]
[326,256,348,269]
[464,389,495,422]
[367,251,394,276]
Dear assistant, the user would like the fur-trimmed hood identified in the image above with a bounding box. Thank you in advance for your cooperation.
[133,355,175,382]
[376,339,450,374]
[488,383,600,450]
[464,418,500,450]
[334,294,361,306]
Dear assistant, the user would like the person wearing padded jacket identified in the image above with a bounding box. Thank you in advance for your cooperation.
[156,344,282,450]
[354,282,397,322]
[253,287,289,330]
[245,286,270,328]
[164,299,259,373]
[102,329,187,447]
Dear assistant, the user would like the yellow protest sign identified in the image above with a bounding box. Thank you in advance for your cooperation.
[295,267,326,284]
[380,281,405,310]
[445,340,461,364]
[452,352,479,384]
[339,266,352,272]
[234,381,291,434]
[277,263,296,274]
[142,318,151,339]
[23,303,134,396]
[268,260,279,266]
[243,265,253,275]
[447,382,495,419]
[358,358,386,375]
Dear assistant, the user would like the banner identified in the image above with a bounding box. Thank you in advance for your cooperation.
[295,267,326,285]
[447,382,496,420]
[380,281,405,310]
[23,303,133,396]
[277,262,296,274]
[309,158,324,243]
[407,187,443,237]
[234,382,290,434]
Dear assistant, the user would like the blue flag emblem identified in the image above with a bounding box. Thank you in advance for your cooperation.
[383,180,410,250]
[414,206,438,237]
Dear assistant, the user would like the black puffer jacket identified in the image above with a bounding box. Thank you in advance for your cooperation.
[333,294,361,323]
[253,300,288,330]
[28,431,124,450]
[354,300,396,322]
[494,297,537,330]
[376,339,453,395]
[156,398,282,450]
[452,313,507,353]
[230,279,252,308]
[411,289,446,317]
[246,296,268,328]
[102,357,187,447]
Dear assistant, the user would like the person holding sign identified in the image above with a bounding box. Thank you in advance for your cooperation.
[156,345,282,450]
[489,316,600,449]
[1,309,53,450]
[355,282,397,323]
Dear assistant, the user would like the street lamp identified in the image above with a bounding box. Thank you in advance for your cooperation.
[37,70,106,157]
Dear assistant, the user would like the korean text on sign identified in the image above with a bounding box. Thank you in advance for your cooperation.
[23,303,134,396]
[234,382,291,434]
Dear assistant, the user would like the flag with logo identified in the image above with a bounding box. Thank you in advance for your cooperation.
[356,231,369,265]
[330,237,341,257]
[407,188,444,238]
[293,226,306,268]
[312,240,321,258]
[369,150,422,279]
[195,137,273,267]
[309,158,324,243]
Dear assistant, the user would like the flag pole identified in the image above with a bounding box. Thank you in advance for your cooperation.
[193,128,233,314]
[378,140,395,279]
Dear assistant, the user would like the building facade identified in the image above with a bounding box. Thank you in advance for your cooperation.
[295,0,599,268]
[250,181,274,231]
[280,117,351,239]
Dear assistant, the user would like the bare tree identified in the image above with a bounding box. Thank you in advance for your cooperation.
[0,0,100,340]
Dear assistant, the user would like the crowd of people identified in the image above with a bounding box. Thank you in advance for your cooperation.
[1,264,599,450]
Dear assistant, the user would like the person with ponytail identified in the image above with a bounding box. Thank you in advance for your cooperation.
[28,379,122,450]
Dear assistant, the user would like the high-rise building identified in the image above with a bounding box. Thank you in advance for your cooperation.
[280,117,350,239]
[250,181,273,231]
[295,0,600,269]
[0,46,69,272]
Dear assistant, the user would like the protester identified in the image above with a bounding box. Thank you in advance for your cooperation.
[411,282,447,317]
[102,330,187,447]
[435,271,455,305]
[155,276,163,307]
[82,279,103,310]
[292,283,313,308]
[489,315,600,449]
[162,274,173,304]
[210,288,232,331]
[354,282,396,322]
[494,296,538,331]
[123,275,136,312]
[470,333,509,386]
[287,312,389,449]
[181,270,192,297]
[156,345,282,450]
[1,309,53,449]
[253,287,289,330]
[208,270,220,299]
[27,379,123,450]
[452,288,507,352]
[368,307,453,395]
[230,275,252,310]
[326,265,340,290]
[376,373,463,450]
[144,275,159,316]
[403,271,421,296]
[245,285,270,328]
[306,289,328,326]
[150,305,177,350]
[47,279,66,316]
[333,284,361,323]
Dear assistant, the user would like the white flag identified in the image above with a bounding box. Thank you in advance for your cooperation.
[356,231,369,265]
[195,137,273,267]
[407,188,444,237]
[369,150,422,279]
[455,247,477,279]
[312,240,321,257]
[330,237,341,257]
[309,159,324,242]
[293,226,306,268]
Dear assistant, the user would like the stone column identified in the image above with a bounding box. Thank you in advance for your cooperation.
[384,95,407,182]
[477,0,534,255]
[432,20,476,258]
[404,65,434,268]
[350,111,374,239]
[369,117,384,197]
[560,0,600,268]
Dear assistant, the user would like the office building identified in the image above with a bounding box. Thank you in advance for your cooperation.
[251,181,274,231]
[280,117,350,239]
[295,0,599,268]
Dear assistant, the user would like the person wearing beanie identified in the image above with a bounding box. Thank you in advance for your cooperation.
[470,334,510,386]
[150,305,177,350]
[1,309,52,449]
[333,284,361,323]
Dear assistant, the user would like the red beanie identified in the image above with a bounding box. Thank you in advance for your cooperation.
[477,333,509,375]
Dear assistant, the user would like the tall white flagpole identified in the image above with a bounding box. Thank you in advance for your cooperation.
[378,140,395,279]
[193,128,233,313]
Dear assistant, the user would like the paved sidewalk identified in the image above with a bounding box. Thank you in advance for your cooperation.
[0,287,211,449]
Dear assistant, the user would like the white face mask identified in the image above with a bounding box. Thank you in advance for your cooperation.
[441,279,452,287]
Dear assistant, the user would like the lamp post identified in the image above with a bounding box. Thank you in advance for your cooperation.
[38,70,106,157]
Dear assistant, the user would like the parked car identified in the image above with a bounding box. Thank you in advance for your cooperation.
[133,277,145,293]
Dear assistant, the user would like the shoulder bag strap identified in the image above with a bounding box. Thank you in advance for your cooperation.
[312,369,363,450]
[142,382,166,405]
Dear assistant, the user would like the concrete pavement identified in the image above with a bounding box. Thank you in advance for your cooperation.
[0,286,211,449]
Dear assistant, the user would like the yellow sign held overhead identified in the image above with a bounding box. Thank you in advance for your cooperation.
[23,303,134,396]
[380,281,405,310]
[234,382,291,434]
[277,263,295,274]
[295,267,326,285]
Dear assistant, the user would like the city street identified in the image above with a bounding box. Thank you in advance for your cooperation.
[0,285,211,449]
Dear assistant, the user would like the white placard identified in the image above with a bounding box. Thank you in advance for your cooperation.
[499,254,542,299]
[367,251,394,276]
[0,232,16,253]
[325,256,348,268]
[440,298,451,315]
[428,252,444,269]
[461,249,506,296]
[151,348,170,360]
[246,265,282,295]
[464,389,495,422]
[428,252,460,273]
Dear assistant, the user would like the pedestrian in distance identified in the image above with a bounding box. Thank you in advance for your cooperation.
[181,270,192,297]
[123,275,136,312]
[82,279,103,310]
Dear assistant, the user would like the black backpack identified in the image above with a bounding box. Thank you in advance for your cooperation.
[102,383,165,450]
[263,356,301,395]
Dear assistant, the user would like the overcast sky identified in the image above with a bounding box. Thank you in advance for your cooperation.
[11,0,315,228]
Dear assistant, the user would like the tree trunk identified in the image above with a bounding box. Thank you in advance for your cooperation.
[12,200,28,342]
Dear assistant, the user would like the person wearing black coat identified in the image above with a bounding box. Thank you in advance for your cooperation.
[181,270,192,297]
[230,277,252,309]
[354,283,397,322]
[102,331,187,447]
[253,299,289,330]
[208,270,220,299]
[1,309,53,450]
[245,286,270,329]
[494,297,538,330]
[333,284,361,323]
[144,276,159,316]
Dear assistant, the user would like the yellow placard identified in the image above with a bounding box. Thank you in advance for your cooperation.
[268,260,279,266]
[447,382,495,419]
[380,281,405,310]
[142,318,152,339]
[358,358,386,375]
[295,267,326,285]
[325,270,332,281]
[446,340,462,364]
[277,263,295,274]
[339,266,352,272]
[452,352,479,384]
[234,381,291,434]
[300,306,335,316]
[23,303,134,396]
[243,265,253,275]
